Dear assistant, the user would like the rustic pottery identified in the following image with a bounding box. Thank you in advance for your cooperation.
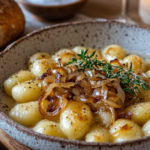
[0,21,150,150]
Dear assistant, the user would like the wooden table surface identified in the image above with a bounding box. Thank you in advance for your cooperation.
[1,0,150,149]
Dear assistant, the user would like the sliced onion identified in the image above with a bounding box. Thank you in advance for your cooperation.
[67,71,83,81]
[105,106,115,127]
[39,96,68,119]
[76,74,85,82]
[84,70,95,78]
[102,99,122,108]
[113,82,125,105]
[71,87,80,96]
[42,75,55,91]
[38,82,75,118]
[76,79,92,96]
[90,78,119,88]
[73,95,97,103]
[92,88,101,98]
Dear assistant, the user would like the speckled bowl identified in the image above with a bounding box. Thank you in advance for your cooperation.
[0,21,150,150]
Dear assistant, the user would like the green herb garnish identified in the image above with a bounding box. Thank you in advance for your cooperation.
[66,49,150,95]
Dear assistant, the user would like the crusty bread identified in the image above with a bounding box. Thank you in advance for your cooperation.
[0,0,25,50]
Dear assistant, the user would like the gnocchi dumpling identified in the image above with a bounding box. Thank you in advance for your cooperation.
[30,59,56,77]
[85,125,111,142]
[60,101,92,140]
[94,109,112,128]
[109,119,142,143]
[9,101,43,127]
[28,52,51,70]
[102,45,126,61]
[33,119,65,138]
[73,46,101,59]
[52,49,76,65]
[142,120,150,137]
[123,55,146,72]
[12,80,43,103]
[4,70,36,96]
[125,102,150,125]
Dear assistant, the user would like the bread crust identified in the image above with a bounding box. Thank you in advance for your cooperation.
[0,0,25,49]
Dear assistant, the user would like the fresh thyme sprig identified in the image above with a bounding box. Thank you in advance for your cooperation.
[66,49,150,95]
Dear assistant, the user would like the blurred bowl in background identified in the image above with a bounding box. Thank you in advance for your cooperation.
[18,0,88,21]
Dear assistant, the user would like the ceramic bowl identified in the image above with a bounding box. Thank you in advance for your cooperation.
[0,21,150,150]
[18,0,88,21]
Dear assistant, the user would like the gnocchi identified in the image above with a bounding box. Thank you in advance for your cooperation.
[125,102,150,126]
[4,70,35,96]
[12,80,43,103]
[142,120,150,137]
[85,124,111,142]
[123,55,146,72]
[33,119,66,138]
[4,45,150,144]
[102,45,126,61]
[109,119,142,142]
[31,59,56,77]
[9,101,43,127]
[60,101,92,140]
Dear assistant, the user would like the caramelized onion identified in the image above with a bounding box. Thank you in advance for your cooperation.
[39,96,68,119]
[90,78,119,88]
[38,82,75,118]
[113,82,125,105]
[73,95,97,103]
[67,71,83,81]
[76,79,92,96]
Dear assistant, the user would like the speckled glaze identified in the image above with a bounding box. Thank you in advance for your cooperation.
[1,21,150,150]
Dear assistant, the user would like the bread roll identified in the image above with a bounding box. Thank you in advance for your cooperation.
[0,0,25,49]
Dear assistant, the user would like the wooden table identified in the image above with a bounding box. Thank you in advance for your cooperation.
[1,0,150,149]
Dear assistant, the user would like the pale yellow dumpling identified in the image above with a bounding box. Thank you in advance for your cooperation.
[142,120,150,137]
[9,101,43,127]
[139,87,150,101]
[94,110,112,128]
[125,102,150,126]
[31,59,56,77]
[123,55,146,72]
[60,101,92,140]
[12,80,43,103]
[4,70,36,96]
[102,45,126,61]
[52,49,76,64]
[85,125,111,142]
[73,46,101,59]
[28,52,51,70]
[109,119,142,143]
[33,119,65,138]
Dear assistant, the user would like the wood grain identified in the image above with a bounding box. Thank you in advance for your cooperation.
[0,128,31,150]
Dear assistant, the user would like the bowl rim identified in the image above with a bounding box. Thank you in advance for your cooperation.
[1,20,150,147]
[18,0,88,8]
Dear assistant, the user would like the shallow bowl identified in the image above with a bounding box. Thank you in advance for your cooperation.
[18,0,88,21]
[0,21,150,150]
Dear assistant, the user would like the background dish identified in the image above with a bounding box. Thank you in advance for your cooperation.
[0,21,150,150]
[18,0,88,21]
